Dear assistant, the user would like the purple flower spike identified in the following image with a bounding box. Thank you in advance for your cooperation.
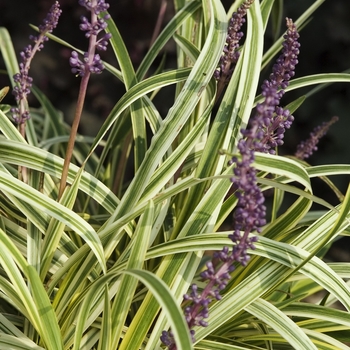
[230,137,267,263]
[214,0,254,84]
[295,116,339,160]
[255,18,300,154]
[161,252,237,348]
[230,18,299,260]
[37,1,62,36]
[11,1,61,124]
[70,0,111,77]
[161,15,300,350]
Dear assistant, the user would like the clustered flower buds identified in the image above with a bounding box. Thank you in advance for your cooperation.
[230,17,299,263]
[295,116,339,160]
[161,17,300,350]
[11,1,61,123]
[69,0,111,77]
[214,0,254,98]
[257,18,300,154]
[214,0,254,84]
[160,246,237,348]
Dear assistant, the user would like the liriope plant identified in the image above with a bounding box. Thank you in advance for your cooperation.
[0,0,349,350]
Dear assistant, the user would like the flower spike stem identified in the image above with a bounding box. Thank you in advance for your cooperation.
[58,74,90,199]
[58,0,110,199]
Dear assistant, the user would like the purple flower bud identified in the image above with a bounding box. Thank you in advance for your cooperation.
[78,0,110,14]
[69,51,86,76]
[160,330,175,347]
[295,116,339,160]
[96,33,112,51]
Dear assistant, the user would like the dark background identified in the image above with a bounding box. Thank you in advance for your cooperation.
[0,0,349,257]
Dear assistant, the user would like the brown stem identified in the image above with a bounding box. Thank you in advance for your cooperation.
[58,1,98,200]
[58,73,90,199]
[18,105,28,183]
[150,0,167,48]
